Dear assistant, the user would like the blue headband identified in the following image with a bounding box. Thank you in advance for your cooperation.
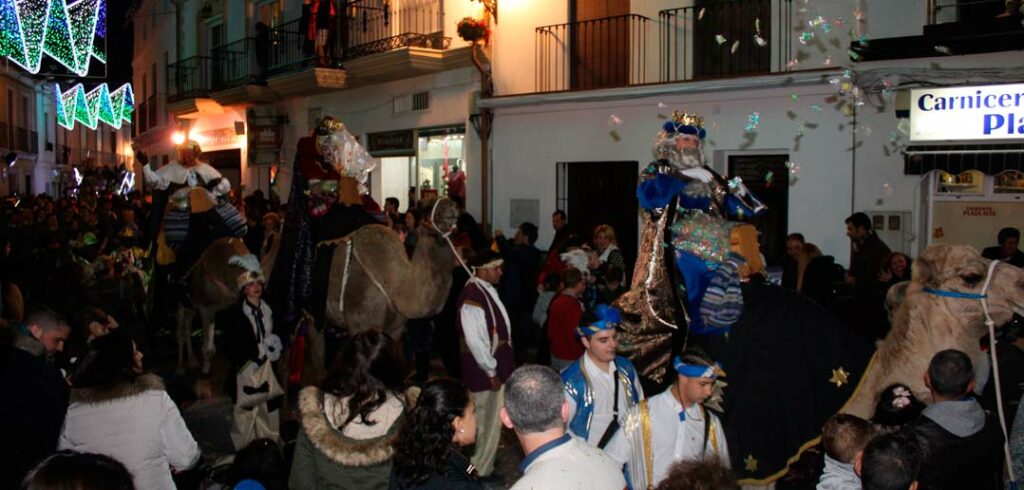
[673,356,725,379]
[661,120,707,140]
[576,305,622,337]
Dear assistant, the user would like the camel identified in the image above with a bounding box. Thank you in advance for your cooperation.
[841,244,1024,418]
[322,198,460,340]
[175,237,257,375]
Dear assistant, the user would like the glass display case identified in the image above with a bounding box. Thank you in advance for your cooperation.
[936,170,985,195]
[994,170,1024,194]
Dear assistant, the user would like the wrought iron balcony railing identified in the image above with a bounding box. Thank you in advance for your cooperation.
[167,56,212,103]
[211,37,268,91]
[536,14,652,92]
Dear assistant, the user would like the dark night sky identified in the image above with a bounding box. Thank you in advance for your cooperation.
[106,0,134,87]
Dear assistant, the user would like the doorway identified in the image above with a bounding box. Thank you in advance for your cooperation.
[727,154,789,263]
[693,0,770,78]
[204,148,242,192]
[557,161,639,269]
[569,0,630,90]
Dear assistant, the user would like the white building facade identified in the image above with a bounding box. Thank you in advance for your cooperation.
[133,0,487,215]
[481,0,1024,265]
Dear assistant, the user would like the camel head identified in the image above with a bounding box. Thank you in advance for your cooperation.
[912,244,1024,335]
[426,198,459,236]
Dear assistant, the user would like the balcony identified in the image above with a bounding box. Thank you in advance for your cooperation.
[536,14,652,92]
[15,127,34,153]
[210,38,276,106]
[342,1,458,85]
[266,18,347,97]
[850,0,1023,61]
[167,56,216,114]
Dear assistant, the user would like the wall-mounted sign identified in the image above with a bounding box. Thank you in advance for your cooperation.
[55,82,133,130]
[910,83,1024,142]
[2,0,106,76]
[193,128,240,148]
[367,129,415,157]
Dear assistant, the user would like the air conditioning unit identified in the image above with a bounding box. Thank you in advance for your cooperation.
[393,91,431,115]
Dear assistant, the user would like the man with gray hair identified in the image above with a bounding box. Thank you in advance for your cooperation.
[501,365,626,490]
[0,308,72,488]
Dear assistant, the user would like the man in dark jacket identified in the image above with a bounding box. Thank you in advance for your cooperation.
[903,349,1004,490]
[495,222,542,365]
[0,308,71,488]
[845,212,891,338]
[845,212,891,288]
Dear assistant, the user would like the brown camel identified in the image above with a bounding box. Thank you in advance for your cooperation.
[322,198,460,340]
[176,237,274,375]
[841,244,1024,418]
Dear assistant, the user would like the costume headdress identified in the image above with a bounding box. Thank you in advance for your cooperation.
[576,304,622,337]
[229,254,265,290]
[470,249,503,272]
[662,111,707,140]
[672,355,726,379]
[314,116,376,188]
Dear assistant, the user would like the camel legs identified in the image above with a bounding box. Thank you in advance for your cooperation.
[177,305,198,375]
[199,305,217,376]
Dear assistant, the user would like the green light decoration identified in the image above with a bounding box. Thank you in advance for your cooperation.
[0,0,105,76]
[55,82,133,130]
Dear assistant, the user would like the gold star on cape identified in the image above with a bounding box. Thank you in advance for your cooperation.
[830,367,850,388]
[744,454,758,473]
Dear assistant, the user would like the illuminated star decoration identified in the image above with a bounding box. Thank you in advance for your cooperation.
[829,367,850,388]
[0,0,106,76]
[54,82,133,130]
[744,454,758,473]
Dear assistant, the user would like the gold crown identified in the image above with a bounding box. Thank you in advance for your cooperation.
[671,111,705,129]
[316,117,346,135]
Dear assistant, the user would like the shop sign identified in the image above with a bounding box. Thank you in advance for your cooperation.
[910,83,1024,142]
[252,125,283,148]
[193,128,240,147]
[367,130,415,157]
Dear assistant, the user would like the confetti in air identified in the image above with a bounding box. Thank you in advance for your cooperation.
[731,40,740,53]
[935,45,953,55]
[810,104,822,113]
[786,161,801,175]
[716,34,727,45]
[765,171,775,186]
[848,50,861,61]
[657,102,667,109]
[823,55,833,66]
[799,32,815,45]
[791,94,800,102]
[754,34,767,47]
[888,131,899,143]
[787,58,800,68]
[608,114,623,126]
[883,183,893,197]
[853,8,864,21]
[744,112,760,133]
[698,7,706,20]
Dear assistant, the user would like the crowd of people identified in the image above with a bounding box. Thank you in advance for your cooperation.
[3,147,1024,490]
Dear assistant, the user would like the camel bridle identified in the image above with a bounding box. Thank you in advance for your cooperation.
[923,259,1013,481]
[429,199,472,276]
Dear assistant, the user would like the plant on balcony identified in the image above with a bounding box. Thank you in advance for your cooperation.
[457,17,490,44]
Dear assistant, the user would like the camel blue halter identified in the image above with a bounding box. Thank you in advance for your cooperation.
[922,259,1014,483]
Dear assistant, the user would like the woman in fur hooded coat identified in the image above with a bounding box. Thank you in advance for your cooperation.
[289,330,409,490]
[59,331,201,490]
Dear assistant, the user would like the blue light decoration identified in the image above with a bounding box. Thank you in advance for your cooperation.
[55,82,133,130]
[0,0,105,77]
